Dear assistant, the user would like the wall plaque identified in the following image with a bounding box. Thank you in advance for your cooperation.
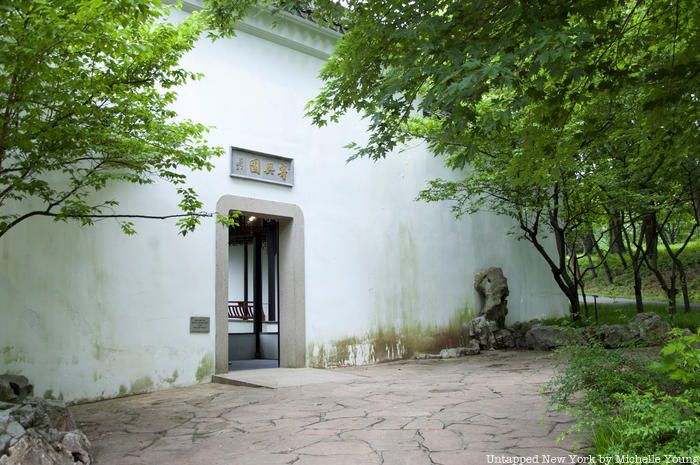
[230,147,294,187]
[189,317,210,334]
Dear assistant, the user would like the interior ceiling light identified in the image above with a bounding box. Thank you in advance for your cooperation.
[248,216,257,223]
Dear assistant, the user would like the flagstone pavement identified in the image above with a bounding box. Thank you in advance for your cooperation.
[71,351,587,465]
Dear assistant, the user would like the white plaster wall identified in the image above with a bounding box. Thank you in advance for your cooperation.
[0,8,567,401]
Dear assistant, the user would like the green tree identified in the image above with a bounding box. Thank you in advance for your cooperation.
[215,0,700,318]
[0,0,225,239]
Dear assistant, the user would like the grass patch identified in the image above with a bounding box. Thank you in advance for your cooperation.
[545,333,700,459]
[581,240,700,304]
[544,303,700,331]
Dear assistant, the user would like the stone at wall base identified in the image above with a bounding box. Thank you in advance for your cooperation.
[0,377,91,465]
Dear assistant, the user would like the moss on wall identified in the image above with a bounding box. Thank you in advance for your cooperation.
[308,305,476,368]
[195,353,213,383]
[164,369,179,385]
[1,345,29,365]
[130,376,154,394]
[92,340,103,361]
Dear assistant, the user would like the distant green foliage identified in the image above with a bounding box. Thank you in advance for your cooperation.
[583,241,700,304]
[0,1,224,238]
[545,303,700,331]
[653,328,700,387]
[547,333,700,458]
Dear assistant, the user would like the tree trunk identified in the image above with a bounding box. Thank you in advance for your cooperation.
[668,262,678,315]
[579,279,589,319]
[594,240,614,284]
[568,292,582,321]
[679,265,691,313]
[609,213,627,269]
[582,231,597,278]
[519,208,581,323]
[642,213,658,265]
[633,270,644,314]
[622,215,644,314]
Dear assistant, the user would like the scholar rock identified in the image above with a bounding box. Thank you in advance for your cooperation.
[4,420,24,445]
[595,324,636,349]
[0,376,32,403]
[460,339,481,355]
[439,340,482,358]
[0,386,91,464]
[494,329,515,349]
[629,312,672,345]
[508,320,539,349]
[474,267,509,329]
[465,316,498,350]
[60,431,91,465]
[525,324,579,351]
[414,353,441,360]
[0,430,75,465]
[439,348,459,359]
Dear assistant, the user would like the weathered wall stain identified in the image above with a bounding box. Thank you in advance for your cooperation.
[164,369,179,385]
[92,339,103,361]
[195,353,213,383]
[2,345,29,365]
[308,306,476,368]
[130,376,154,395]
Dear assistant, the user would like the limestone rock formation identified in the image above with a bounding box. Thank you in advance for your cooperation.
[494,329,515,349]
[0,376,33,403]
[462,339,482,355]
[594,324,636,349]
[508,320,539,349]
[439,340,481,358]
[474,267,509,329]
[0,376,91,465]
[629,312,672,345]
[525,324,580,351]
[465,316,498,350]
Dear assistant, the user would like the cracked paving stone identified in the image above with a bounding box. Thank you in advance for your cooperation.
[294,439,374,456]
[382,449,434,465]
[71,351,579,465]
[341,429,420,451]
[295,454,380,465]
[419,429,465,451]
[404,418,444,430]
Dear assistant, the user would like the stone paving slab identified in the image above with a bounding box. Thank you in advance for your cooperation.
[71,351,588,465]
[213,368,366,388]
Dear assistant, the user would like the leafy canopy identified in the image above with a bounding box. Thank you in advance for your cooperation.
[0,0,225,238]
[246,0,700,316]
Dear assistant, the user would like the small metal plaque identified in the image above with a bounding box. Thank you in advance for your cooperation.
[230,146,294,187]
[189,317,210,334]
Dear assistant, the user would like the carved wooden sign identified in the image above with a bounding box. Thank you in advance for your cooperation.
[230,147,294,187]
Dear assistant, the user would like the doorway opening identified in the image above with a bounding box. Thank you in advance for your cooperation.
[215,195,305,374]
[227,215,280,370]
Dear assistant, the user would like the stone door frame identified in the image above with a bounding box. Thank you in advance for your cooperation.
[215,195,305,373]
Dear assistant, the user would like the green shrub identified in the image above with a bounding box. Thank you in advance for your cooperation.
[546,343,660,414]
[546,334,700,459]
[653,328,700,387]
[595,389,700,458]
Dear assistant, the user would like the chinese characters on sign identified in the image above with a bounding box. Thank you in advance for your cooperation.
[189,317,210,334]
[230,147,294,187]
